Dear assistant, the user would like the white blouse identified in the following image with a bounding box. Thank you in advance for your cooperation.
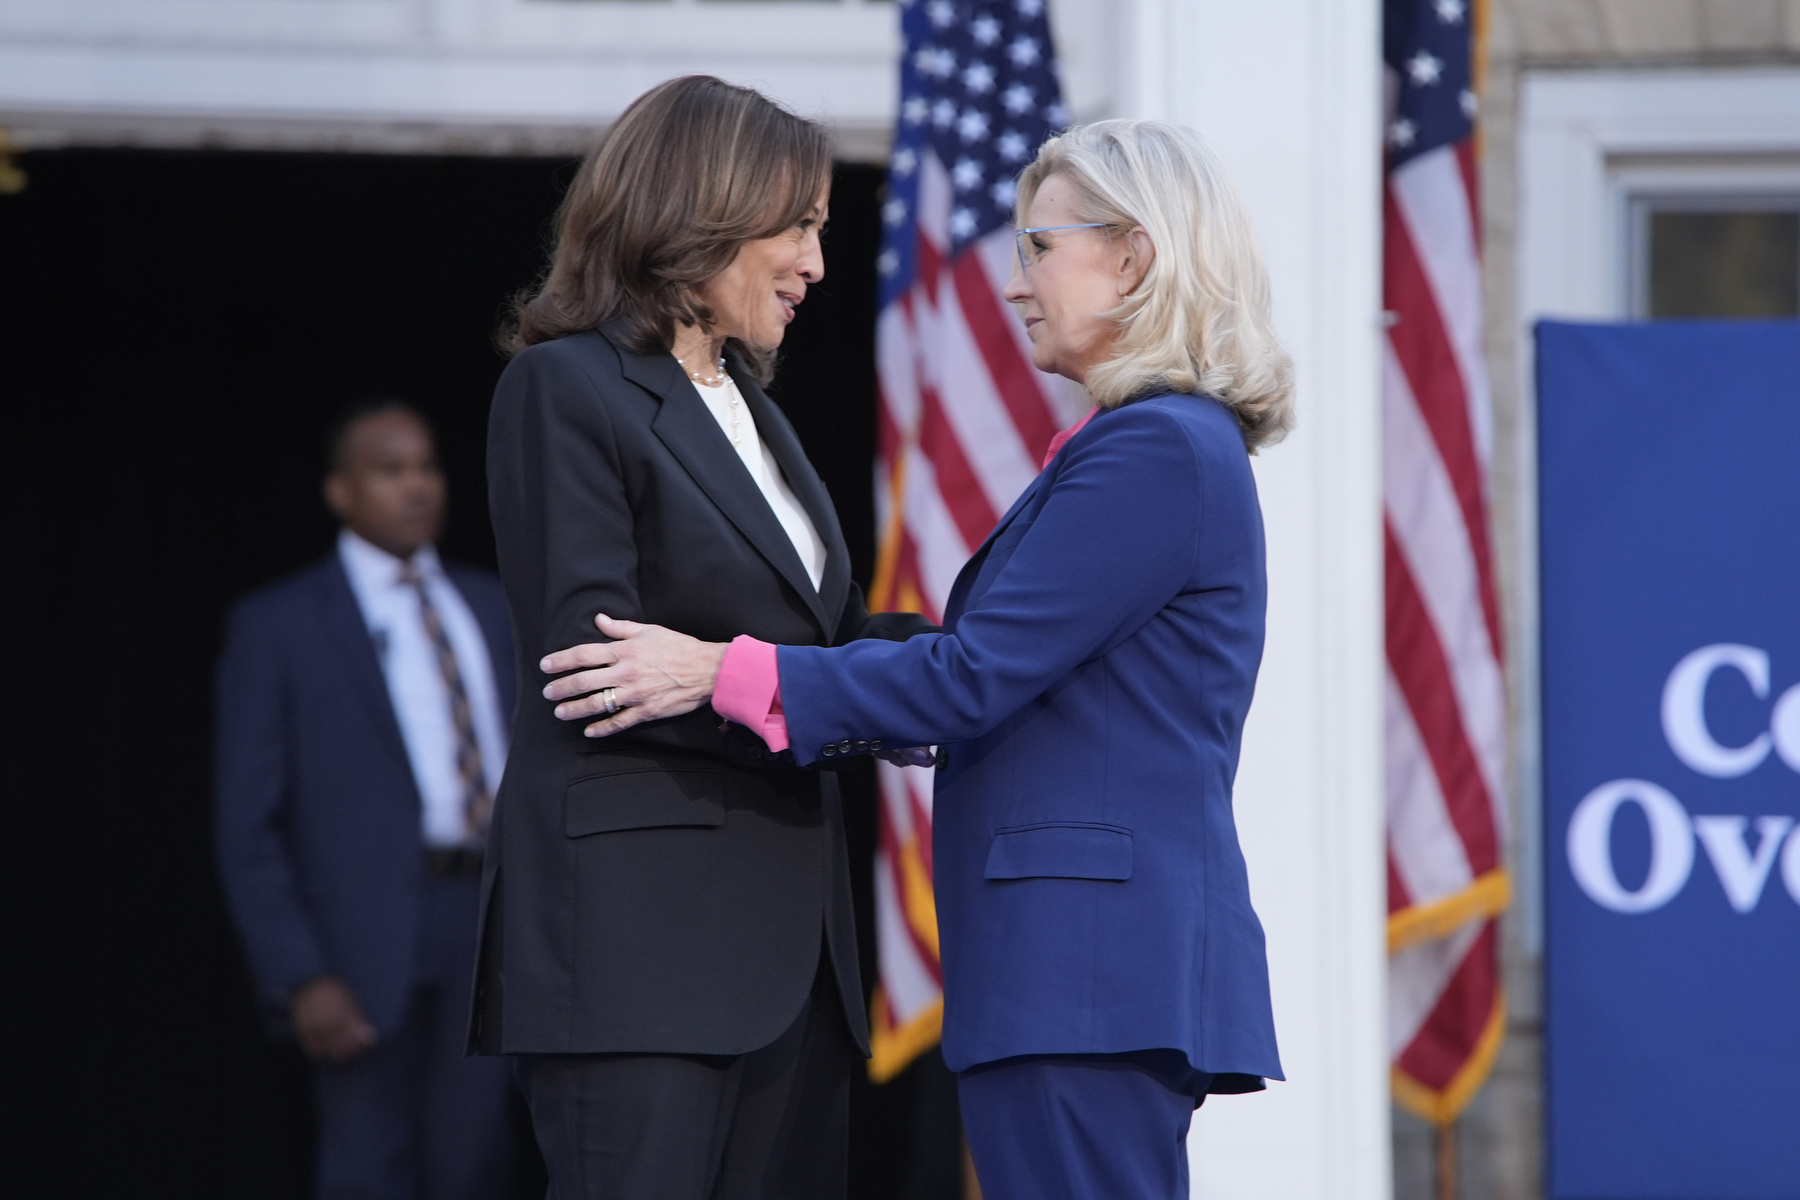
[690,373,827,592]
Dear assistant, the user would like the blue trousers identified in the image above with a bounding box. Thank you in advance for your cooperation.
[958,1052,1211,1200]
[312,874,513,1200]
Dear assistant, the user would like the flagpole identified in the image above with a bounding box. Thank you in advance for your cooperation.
[1439,19,1487,1200]
[1436,1118,1459,1200]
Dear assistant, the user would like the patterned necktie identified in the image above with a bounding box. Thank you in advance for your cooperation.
[399,563,492,846]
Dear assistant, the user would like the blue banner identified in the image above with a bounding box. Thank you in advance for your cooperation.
[1539,320,1800,1200]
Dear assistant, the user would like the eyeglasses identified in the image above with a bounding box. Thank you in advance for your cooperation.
[1014,223,1109,272]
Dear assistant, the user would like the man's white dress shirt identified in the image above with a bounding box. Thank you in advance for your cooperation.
[692,375,826,591]
[338,530,509,847]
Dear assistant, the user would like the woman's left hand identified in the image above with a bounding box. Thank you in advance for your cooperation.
[540,614,727,737]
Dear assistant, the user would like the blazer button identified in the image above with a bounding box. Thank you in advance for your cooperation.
[821,744,838,757]
[838,740,853,754]
[870,740,884,751]
[853,740,870,752]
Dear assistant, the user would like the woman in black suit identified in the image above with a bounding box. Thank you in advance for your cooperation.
[474,76,926,1200]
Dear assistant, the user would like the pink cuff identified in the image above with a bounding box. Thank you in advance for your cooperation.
[713,635,790,752]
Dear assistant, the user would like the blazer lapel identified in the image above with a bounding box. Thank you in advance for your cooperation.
[313,556,411,765]
[944,466,1053,625]
[610,324,833,637]
[732,364,852,636]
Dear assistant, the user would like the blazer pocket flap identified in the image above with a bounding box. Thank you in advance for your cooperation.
[984,822,1133,881]
[565,770,725,836]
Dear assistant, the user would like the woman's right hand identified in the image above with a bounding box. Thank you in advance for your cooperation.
[541,614,728,737]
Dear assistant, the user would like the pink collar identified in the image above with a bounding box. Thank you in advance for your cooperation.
[1041,407,1098,469]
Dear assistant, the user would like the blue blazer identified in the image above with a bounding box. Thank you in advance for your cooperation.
[213,553,514,1035]
[779,394,1282,1086]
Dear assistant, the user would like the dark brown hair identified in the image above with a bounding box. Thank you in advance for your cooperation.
[504,75,832,382]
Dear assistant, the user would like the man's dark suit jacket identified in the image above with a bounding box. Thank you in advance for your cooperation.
[476,320,927,1060]
[214,554,515,1035]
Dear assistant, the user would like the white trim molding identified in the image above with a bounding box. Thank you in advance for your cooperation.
[0,0,902,158]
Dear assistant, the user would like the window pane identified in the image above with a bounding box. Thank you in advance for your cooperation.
[1648,210,1799,318]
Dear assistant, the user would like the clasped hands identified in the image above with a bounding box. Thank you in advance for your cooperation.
[540,614,935,767]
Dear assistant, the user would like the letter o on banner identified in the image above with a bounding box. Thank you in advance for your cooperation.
[1567,779,1695,913]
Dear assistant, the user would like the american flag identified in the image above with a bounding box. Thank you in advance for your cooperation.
[1382,0,1512,1125]
[865,0,1071,1081]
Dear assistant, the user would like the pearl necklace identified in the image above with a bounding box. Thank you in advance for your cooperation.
[676,353,728,387]
[677,353,742,448]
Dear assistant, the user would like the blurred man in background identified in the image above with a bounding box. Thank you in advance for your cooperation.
[214,400,515,1200]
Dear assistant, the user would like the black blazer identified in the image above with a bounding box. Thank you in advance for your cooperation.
[474,321,926,1057]
[215,554,514,1036]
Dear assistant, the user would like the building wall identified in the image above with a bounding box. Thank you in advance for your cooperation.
[0,0,902,158]
[1417,5,1800,1199]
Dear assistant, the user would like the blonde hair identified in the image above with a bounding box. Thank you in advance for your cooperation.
[1016,120,1294,450]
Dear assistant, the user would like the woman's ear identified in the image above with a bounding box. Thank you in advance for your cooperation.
[1119,226,1156,295]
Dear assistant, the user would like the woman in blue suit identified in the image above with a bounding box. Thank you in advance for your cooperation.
[541,120,1294,1199]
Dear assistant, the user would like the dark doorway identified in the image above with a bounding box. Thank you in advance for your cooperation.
[0,147,959,1199]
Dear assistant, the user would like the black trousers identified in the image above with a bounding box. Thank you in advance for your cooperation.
[512,955,854,1200]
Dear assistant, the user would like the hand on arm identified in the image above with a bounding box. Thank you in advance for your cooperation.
[541,614,728,736]
[542,616,936,763]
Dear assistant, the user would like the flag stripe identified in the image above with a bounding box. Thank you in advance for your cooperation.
[1384,345,1508,817]
[951,247,1061,458]
[1394,920,1500,1087]
[1386,669,1477,908]
[1455,139,1481,254]
[900,451,974,614]
[923,286,1041,515]
[874,842,943,1014]
[1392,147,1494,471]
[1384,183,1505,660]
[904,770,936,880]
[894,531,943,626]
[876,782,943,986]
[1389,913,1485,1056]
[919,386,1000,550]
[1385,521,1502,876]
[1389,854,1415,915]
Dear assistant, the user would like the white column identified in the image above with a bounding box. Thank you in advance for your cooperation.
[1104,1,1391,1196]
